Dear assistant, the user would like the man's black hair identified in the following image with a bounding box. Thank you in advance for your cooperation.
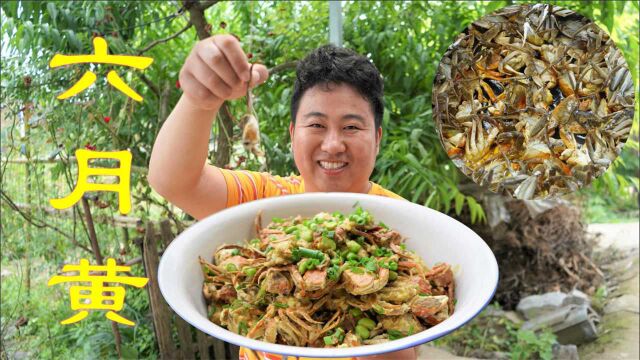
[291,44,384,129]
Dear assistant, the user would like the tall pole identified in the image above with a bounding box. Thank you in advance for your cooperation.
[329,1,343,47]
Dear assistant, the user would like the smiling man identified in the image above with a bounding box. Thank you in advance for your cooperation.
[149,35,416,360]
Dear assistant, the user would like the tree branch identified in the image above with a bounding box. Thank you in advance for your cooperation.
[201,0,221,10]
[138,23,193,55]
[268,61,299,76]
[184,0,212,39]
[0,190,93,254]
[137,73,161,98]
[2,157,148,175]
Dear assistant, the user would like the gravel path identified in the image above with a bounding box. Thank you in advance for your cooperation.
[581,222,639,360]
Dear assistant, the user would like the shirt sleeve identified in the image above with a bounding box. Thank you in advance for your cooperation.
[219,169,304,207]
[369,182,406,200]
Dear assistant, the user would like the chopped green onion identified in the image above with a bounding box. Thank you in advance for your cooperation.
[357,318,376,330]
[346,240,362,253]
[378,221,389,229]
[238,321,248,335]
[350,307,363,318]
[274,302,288,308]
[355,325,370,339]
[230,249,240,256]
[285,226,298,234]
[224,263,237,272]
[389,261,398,271]
[272,217,284,223]
[347,253,359,261]
[319,236,336,251]
[299,259,309,274]
[324,335,336,345]
[372,304,385,314]
[298,247,324,260]
[364,259,378,273]
[350,267,364,274]
[300,228,313,242]
[389,271,398,281]
[387,329,405,340]
[326,265,341,281]
[243,267,257,277]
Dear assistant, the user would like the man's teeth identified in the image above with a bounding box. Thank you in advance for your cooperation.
[319,161,347,170]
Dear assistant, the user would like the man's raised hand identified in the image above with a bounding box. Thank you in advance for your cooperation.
[179,34,269,110]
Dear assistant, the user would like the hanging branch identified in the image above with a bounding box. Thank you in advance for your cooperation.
[138,23,193,55]
[79,197,123,358]
[181,0,236,168]
[268,61,299,75]
[0,190,93,254]
[137,73,161,98]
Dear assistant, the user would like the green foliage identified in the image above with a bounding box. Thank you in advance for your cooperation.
[511,329,556,360]
[433,303,557,359]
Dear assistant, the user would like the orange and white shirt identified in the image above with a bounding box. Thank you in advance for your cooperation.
[219,169,404,207]
[219,168,404,360]
[239,347,356,360]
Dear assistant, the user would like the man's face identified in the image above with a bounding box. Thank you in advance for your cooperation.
[290,83,382,193]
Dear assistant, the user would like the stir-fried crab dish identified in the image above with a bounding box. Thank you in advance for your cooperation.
[433,4,635,199]
[200,207,455,347]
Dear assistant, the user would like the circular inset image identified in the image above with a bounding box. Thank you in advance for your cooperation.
[432,3,635,200]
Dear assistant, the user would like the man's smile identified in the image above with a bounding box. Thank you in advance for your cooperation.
[318,160,349,173]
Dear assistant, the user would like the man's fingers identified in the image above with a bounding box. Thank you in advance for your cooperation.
[180,71,215,103]
[212,35,251,82]
[197,41,240,88]
[249,64,270,88]
[185,55,226,98]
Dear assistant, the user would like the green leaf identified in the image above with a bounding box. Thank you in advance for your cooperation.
[454,192,465,216]
[46,3,58,25]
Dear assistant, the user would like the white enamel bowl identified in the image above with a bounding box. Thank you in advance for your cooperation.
[158,193,498,358]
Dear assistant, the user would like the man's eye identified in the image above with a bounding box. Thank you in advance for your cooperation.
[308,123,324,128]
[344,125,360,131]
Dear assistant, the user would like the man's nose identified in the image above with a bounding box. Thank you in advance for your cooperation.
[321,129,346,154]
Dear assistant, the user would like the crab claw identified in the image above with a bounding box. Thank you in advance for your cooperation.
[410,295,450,326]
[343,267,389,296]
[465,118,499,163]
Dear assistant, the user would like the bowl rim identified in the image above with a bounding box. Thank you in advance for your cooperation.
[158,192,499,358]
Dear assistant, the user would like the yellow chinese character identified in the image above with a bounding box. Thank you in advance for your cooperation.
[49,37,153,102]
[50,149,132,214]
[48,258,148,326]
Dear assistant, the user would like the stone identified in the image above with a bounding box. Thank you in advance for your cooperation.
[552,343,579,360]
[517,292,567,319]
[562,289,590,307]
[13,352,31,360]
[521,304,598,345]
[604,294,640,314]
[504,310,525,325]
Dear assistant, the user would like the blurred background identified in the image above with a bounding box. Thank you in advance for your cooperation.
[1,1,638,359]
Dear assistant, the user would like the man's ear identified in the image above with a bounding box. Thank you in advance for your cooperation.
[376,127,383,155]
[289,122,295,140]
